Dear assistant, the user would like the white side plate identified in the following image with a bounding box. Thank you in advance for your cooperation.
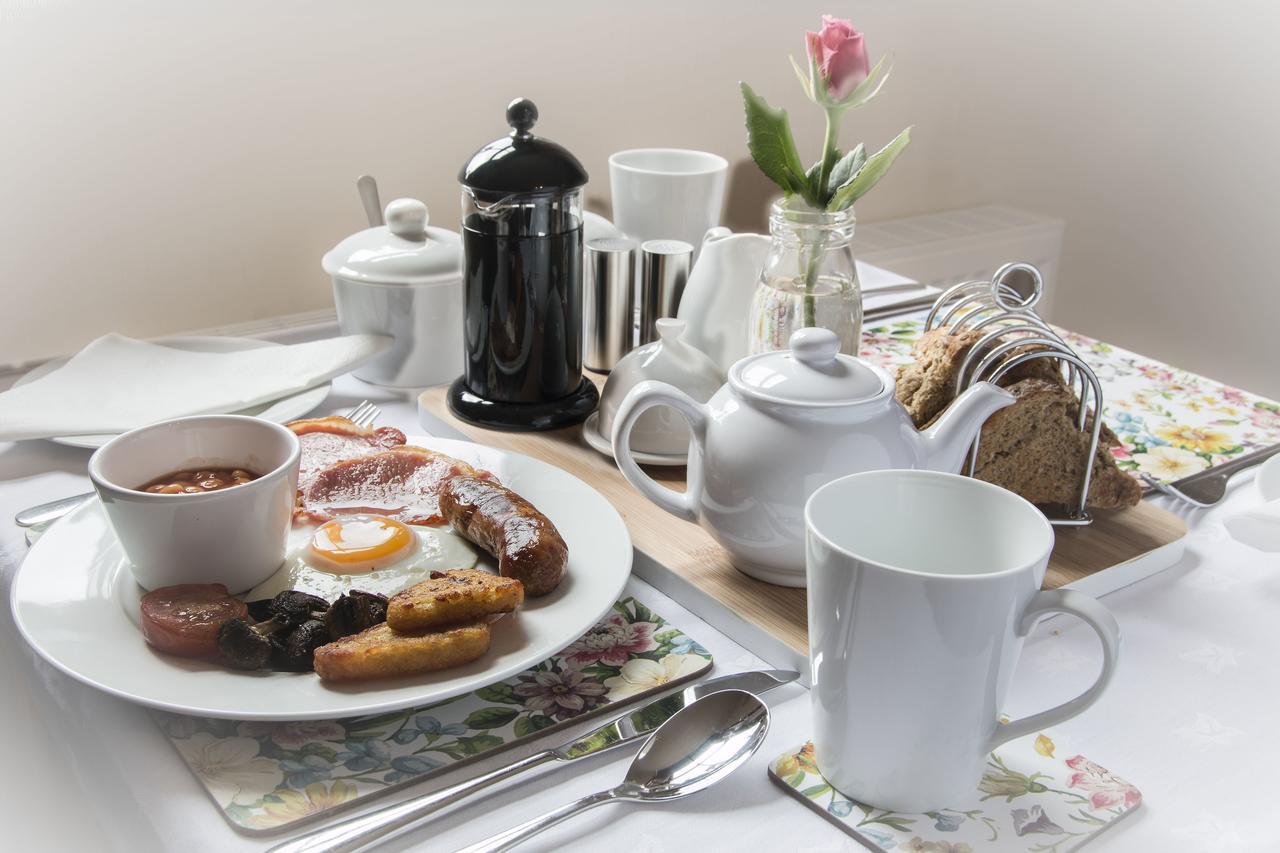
[10,436,632,720]
[13,336,331,449]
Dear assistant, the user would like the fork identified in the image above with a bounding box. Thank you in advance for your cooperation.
[1140,441,1280,508]
[13,401,380,529]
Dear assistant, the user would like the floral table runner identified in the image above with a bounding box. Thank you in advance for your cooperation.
[862,318,1280,484]
[154,597,712,834]
[770,732,1141,852]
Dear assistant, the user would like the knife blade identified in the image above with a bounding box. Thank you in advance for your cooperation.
[268,669,799,853]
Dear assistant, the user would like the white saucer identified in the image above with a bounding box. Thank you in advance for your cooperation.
[582,412,688,467]
[13,336,332,449]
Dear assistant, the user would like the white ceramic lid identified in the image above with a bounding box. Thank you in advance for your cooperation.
[322,198,462,285]
[729,327,883,406]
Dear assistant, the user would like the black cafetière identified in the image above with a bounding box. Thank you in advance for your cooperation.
[448,98,599,431]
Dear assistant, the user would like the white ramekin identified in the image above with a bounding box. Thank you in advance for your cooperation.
[88,415,300,592]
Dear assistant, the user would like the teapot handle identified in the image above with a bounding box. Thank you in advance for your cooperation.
[610,380,707,523]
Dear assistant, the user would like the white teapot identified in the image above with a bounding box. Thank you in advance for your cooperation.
[611,327,1016,586]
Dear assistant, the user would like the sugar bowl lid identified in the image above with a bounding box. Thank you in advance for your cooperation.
[729,328,885,406]
[459,98,588,195]
[321,198,461,285]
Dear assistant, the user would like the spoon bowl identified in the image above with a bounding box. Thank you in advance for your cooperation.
[459,689,770,853]
[620,688,770,801]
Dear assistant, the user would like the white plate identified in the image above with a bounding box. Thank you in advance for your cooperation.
[10,436,632,720]
[13,336,332,449]
[581,412,688,467]
[1257,453,1280,502]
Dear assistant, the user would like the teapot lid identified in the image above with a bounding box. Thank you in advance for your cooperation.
[729,328,884,406]
[459,98,588,196]
[321,198,462,285]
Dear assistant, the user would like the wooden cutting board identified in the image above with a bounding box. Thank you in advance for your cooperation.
[419,384,1185,654]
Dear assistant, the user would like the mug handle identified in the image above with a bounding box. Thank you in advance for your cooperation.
[611,380,707,523]
[988,588,1121,752]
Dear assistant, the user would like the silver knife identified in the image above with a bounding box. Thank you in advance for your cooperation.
[269,669,798,853]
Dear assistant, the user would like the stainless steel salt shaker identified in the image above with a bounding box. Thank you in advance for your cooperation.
[637,239,693,345]
[584,237,637,372]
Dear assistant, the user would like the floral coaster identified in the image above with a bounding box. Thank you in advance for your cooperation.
[861,318,1280,484]
[154,597,712,834]
[769,733,1141,852]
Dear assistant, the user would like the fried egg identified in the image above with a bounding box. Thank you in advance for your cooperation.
[247,515,479,601]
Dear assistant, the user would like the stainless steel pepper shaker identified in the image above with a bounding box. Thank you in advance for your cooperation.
[636,239,693,345]
[583,237,637,372]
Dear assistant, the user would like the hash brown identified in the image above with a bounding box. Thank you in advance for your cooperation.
[387,569,524,633]
[312,620,491,683]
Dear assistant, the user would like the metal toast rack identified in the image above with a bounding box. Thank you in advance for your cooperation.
[924,262,1102,526]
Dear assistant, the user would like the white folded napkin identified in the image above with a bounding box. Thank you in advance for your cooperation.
[856,260,941,314]
[0,333,390,441]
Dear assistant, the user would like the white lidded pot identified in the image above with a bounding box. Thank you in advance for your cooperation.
[323,198,463,387]
[611,327,1017,587]
[597,318,724,457]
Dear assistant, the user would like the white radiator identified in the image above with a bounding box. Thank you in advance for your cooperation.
[855,205,1065,319]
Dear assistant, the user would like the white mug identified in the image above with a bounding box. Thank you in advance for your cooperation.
[805,470,1120,813]
[608,149,728,255]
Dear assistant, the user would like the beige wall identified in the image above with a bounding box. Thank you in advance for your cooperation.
[3,0,1277,397]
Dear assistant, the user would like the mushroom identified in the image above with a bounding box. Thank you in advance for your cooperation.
[216,591,330,670]
[274,619,331,671]
[324,590,389,639]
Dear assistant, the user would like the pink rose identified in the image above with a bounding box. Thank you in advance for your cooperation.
[807,16,870,101]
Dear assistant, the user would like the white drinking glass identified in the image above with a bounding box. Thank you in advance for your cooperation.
[804,470,1120,813]
[608,148,728,253]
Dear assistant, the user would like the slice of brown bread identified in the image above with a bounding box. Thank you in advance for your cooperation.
[973,379,1141,509]
[896,328,1063,426]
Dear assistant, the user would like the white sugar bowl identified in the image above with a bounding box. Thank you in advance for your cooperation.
[323,198,463,387]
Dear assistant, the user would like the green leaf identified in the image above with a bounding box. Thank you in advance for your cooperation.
[513,714,556,738]
[826,144,866,196]
[788,54,814,101]
[842,53,894,109]
[741,82,812,202]
[805,159,823,201]
[473,682,522,705]
[828,126,911,210]
[801,783,833,798]
[464,707,520,730]
[438,734,505,758]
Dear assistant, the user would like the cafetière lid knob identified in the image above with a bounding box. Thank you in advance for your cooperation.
[506,98,538,137]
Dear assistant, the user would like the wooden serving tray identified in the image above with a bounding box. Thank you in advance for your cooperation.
[419,384,1186,654]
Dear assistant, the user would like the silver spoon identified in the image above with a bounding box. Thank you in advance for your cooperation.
[357,175,384,228]
[453,689,770,853]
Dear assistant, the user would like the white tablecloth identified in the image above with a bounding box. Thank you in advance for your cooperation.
[0,371,1275,852]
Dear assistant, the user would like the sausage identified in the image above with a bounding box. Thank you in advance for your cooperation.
[439,477,567,596]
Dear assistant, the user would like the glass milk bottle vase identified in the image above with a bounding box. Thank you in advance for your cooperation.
[748,201,861,354]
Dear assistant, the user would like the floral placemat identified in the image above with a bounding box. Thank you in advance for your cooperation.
[153,597,712,835]
[861,318,1280,484]
[769,732,1141,852]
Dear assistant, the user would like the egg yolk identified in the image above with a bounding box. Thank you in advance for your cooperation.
[307,516,415,573]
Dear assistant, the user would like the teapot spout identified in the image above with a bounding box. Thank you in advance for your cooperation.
[918,382,1016,474]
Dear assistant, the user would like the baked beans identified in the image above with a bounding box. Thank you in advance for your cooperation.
[140,467,259,494]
